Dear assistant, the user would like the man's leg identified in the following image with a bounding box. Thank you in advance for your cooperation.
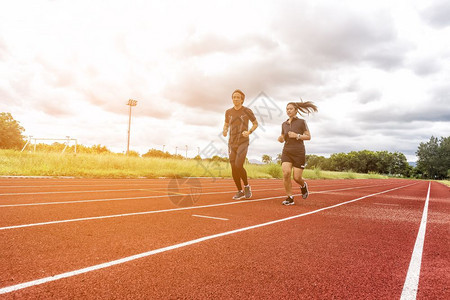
[235,143,249,186]
[229,146,242,191]
[235,143,251,198]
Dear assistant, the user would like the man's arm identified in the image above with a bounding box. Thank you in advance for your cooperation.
[242,119,258,137]
[249,119,258,134]
[223,122,229,137]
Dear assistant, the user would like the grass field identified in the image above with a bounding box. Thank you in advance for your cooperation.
[0,149,390,180]
[437,180,450,187]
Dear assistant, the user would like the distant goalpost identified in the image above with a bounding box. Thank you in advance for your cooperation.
[21,136,78,154]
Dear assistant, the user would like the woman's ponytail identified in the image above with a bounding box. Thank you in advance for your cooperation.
[288,100,318,115]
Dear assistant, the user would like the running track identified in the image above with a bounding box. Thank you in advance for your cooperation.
[0,178,448,299]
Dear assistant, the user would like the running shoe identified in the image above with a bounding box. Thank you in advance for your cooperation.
[244,185,252,199]
[232,190,245,200]
[301,182,309,199]
[282,196,294,205]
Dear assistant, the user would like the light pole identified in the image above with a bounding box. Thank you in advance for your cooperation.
[175,146,178,156]
[185,145,188,159]
[163,145,166,152]
[126,99,138,155]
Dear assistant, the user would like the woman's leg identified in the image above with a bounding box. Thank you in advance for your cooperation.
[293,167,309,199]
[292,167,305,187]
[282,162,293,196]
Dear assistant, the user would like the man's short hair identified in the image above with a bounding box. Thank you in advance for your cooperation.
[232,89,245,101]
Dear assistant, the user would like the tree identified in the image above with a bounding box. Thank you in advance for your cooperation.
[0,113,25,149]
[375,151,393,174]
[90,144,111,154]
[416,136,450,179]
[440,137,450,178]
[390,152,409,176]
[329,152,348,171]
[143,148,172,158]
[306,155,328,169]
[262,154,272,164]
[127,150,140,157]
[276,153,282,165]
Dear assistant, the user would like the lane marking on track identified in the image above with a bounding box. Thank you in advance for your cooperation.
[0,183,394,208]
[0,181,366,189]
[192,214,229,221]
[0,178,397,196]
[0,185,253,196]
[0,183,410,230]
[0,182,415,295]
[400,182,431,300]
[0,187,285,208]
[0,183,280,196]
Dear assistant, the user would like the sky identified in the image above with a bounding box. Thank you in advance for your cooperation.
[1,0,449,162]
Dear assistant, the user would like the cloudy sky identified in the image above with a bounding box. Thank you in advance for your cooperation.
[1,0,449,162]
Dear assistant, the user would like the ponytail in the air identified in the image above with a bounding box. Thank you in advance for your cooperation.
[288,100,318,115]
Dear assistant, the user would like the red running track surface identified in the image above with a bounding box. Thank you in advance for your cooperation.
[0,178,448,299]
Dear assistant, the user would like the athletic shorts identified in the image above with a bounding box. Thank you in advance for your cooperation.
[281,147,306,169]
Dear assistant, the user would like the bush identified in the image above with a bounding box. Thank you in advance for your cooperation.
[266,163,282,179]
[314,167,322,177]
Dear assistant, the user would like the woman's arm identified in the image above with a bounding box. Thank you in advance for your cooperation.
[287,130,311,140]
[298,130,311,141]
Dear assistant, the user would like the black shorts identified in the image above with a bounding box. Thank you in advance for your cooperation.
[281,147,306,169]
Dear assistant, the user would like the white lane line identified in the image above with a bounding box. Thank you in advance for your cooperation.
[192,214,229,221]
[0,183,414,295]
[0,183,412,230]
[0,188,162,196]
[0,183,279,196]
[0,181,367,189]
[0,194,289,231]
[400,182,431,300]
[0,182,393,208]
[0,187,284,208]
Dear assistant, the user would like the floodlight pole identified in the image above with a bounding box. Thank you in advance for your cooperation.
[126,99,138,155]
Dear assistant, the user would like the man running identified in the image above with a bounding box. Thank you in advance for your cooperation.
[223,89,258,199]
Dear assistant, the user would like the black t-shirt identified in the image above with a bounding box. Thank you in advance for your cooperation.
[281,117,309,150]
[225,106,256,146]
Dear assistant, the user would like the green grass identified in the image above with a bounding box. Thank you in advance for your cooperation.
[437,180,450,187]
[0,149,389,180]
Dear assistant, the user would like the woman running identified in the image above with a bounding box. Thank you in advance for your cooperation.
[278,100,318,205]
[223,89,258,199]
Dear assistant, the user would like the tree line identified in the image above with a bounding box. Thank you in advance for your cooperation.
[1,112,449,179]
[305,150,411,176]
[261,136,449,179]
